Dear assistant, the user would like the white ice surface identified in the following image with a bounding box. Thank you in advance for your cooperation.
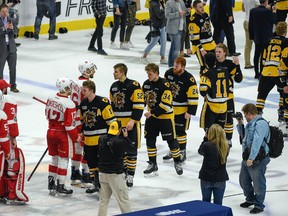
[1,12,287,216]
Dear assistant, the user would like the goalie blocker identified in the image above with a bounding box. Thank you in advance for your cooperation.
[0,147,29,204]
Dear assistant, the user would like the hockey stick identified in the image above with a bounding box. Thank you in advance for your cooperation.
[27,96,48,181]
[32,96,46,105]
[27,147,48,181]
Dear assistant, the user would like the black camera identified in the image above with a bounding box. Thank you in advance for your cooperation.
[231,112,243,121]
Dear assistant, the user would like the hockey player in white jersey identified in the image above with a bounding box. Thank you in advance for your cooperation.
[69,61,96,187]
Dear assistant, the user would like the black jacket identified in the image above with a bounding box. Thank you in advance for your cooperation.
[198,141,229,182]
[249,5,276,45]
[98,134,136,174]
[149,0,166,29]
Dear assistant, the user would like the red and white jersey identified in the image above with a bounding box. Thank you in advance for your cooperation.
[45,93,78,143]
[70,76,89,108]
[0,95,19,138]
[70,76,89,130]
[0,110,9,155]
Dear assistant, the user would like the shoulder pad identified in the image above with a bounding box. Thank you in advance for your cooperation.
[102,98,109,103]
[133,81,139,86]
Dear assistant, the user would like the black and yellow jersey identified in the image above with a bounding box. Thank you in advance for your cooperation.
[216,60,243,99]
[188,12,216,53]
[262,35,288,77]
[110,78,145,126]
[276,0,288,10]
[200,67,230,113]
[164,68,198,116]
[142,77,174,120]
[80,95,115,146]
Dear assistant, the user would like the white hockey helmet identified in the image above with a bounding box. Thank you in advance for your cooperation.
[78,60,97,77]
[56,77,72,93]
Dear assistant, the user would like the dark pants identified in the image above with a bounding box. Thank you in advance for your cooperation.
[89,15,106,50]
[276,9,288,24]
[254,43,268,76]
[34,0,56,36]
[125,4,137,42]
[0,47,17,87]
[213,21,236,54]
[110,6,128,42]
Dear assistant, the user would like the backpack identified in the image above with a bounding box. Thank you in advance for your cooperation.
[257,118,284,158]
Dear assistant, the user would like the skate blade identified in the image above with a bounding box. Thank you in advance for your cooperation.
[162,159,173,164]
[5,199,27,205]
[49,190,73,197]
[71,180,82,185]
[81,183,92,188]
[144,171,159,178]
[86,192,100,200]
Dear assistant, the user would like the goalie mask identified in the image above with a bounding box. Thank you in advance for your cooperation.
[78,60,97,78]
[56,77,72,93]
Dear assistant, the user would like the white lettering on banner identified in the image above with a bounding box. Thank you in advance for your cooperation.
[155,209,186,216]
[65,0,113,17]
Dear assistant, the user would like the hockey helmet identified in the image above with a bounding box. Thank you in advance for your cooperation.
[78,60,97,77]
[56,77,72,93]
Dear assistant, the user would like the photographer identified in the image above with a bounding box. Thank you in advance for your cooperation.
[98,121,136,216]
[239,103,270,214]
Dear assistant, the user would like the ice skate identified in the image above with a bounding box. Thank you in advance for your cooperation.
[143,161,158,177]
[278,109,285,126]
[81,169,92,188]
[48,176,56,195]
[70,166,82,185]
[56,183,73,195]
[126,175,134,188]
[86,171,99,194]
[179,150,186,164]
[162,151,173,163]
[174,162,183,175]
[4,199,27,205]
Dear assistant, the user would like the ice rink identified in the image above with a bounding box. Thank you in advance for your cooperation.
[1,11,287,216]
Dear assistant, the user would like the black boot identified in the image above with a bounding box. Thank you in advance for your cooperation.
[81,169,92,188]
[48,176,56,190]
[86,171,100,194]
[56,180,73,194]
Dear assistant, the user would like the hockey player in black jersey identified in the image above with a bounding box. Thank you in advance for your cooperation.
[163,57,198,163]
[200,53,230,132]
[142,63,183,176]
[256,22,288,128]
[215,43,243,147]
[188,0,216,73]
[110,63,145,188]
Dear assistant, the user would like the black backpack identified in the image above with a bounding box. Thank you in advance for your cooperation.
[257,118,284,158]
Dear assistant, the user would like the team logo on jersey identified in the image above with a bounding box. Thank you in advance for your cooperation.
[113,92,125,109]
[145,90,157,107]
[83,110,97,128]
[170,81,180,98]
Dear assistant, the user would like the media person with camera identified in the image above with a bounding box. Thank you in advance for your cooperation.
[239,103,270,214]
[98,121,136,216]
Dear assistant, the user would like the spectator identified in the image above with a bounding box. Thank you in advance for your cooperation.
[212,0,240,56]
[179,0,192,58]
[249,0,277,79]
[98,121,136,216]
[165,0,188,67]
[34,0,58,40]
[110,0,130,50]
[242,0,258,69]
[88,0,108,55]
[239,103,270,214]
[124,0,139,48]
[141,0,167,65]
[198,124,229,205]
[0,4,19,93]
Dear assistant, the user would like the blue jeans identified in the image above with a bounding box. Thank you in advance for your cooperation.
[200,180,226,205]
[168,31,182,67]
[34,0,56,36]
[239,157,270,210]
[144,27,167,57]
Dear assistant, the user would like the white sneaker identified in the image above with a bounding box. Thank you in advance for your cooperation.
[140,57,150,64]
[160,59,168,65]
[127,41,135,48]
[110,42,118,49]
[120,43,130,50]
